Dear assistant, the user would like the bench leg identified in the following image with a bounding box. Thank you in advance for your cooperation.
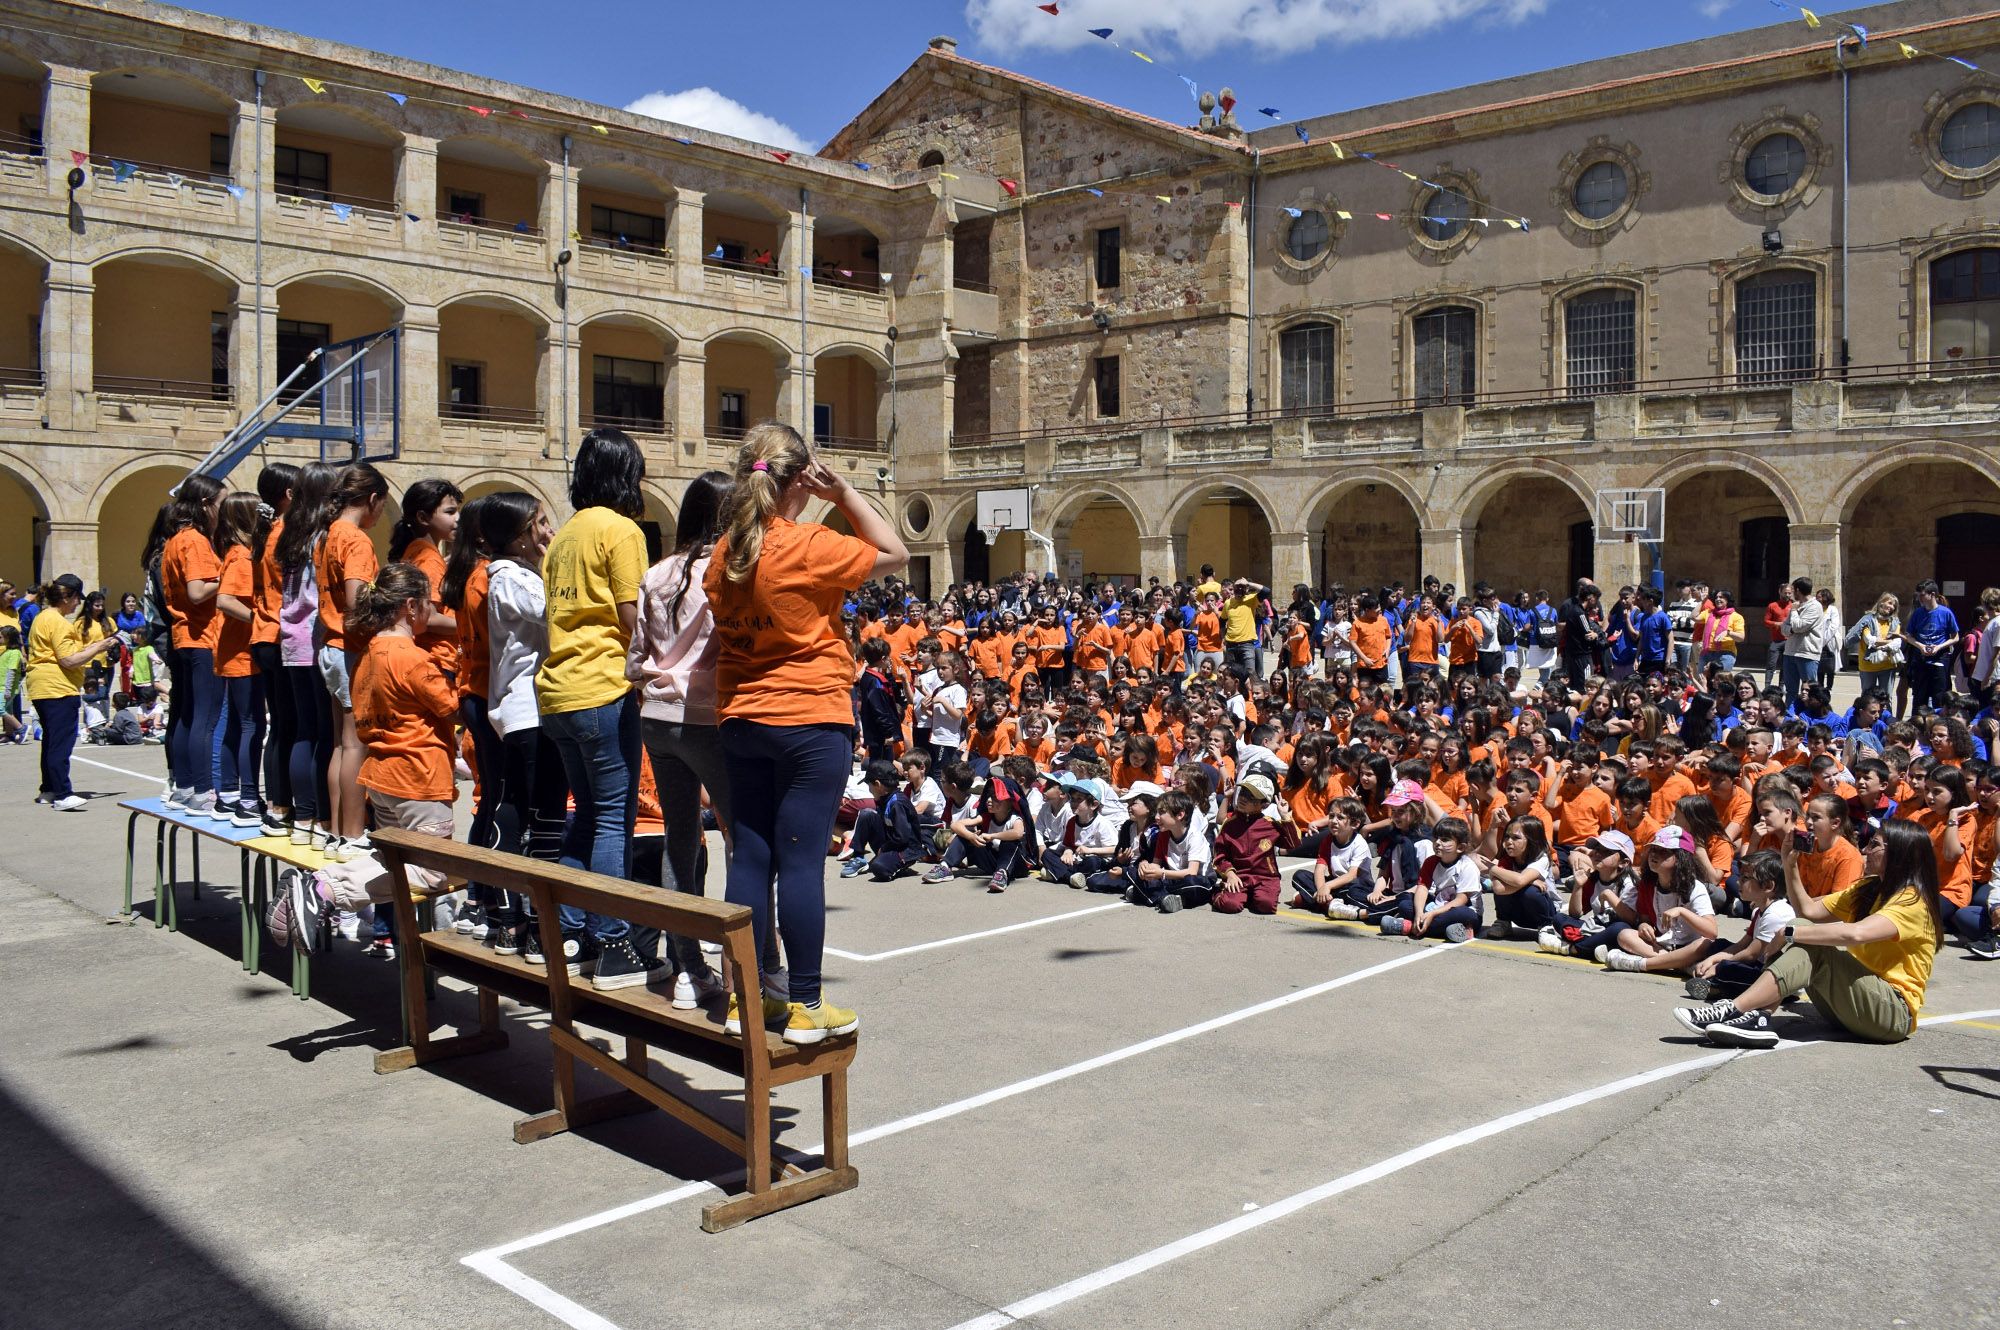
[822,1067,851,1173]
[191,837,201,900]
[248,860,265,974]
[155,825,177,932]
[700,1166,860,1234]
[375,983,508,1074]
[238,850,252,971]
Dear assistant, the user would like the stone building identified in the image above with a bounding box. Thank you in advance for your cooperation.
[3,0,1999,640]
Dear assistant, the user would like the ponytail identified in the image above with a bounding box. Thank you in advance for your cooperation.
[719,422,811,584]
[254,462,299,565]
[346,562,430,641]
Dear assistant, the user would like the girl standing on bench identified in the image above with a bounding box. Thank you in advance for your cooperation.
[160,474,226,815]
[706,424,908,1044]
[313,463,390,862]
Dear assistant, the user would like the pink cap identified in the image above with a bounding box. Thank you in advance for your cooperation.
[1383,779,1427,808]
[1649,825,1693,853]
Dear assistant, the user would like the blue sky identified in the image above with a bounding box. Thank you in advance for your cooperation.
[189,0,1811,151]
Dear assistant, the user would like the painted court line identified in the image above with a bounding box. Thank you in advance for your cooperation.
[825,902,1125,962]
[73,754,165,784]
[944,1004,2000,1330]
[460,944,1454,1322]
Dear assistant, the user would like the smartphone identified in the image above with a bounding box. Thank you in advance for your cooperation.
[1792,829,1813,854]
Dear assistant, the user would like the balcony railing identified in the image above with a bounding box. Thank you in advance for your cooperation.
[0,365,43,388]
[440,402,544,426]
[581,412,672,436]
[581,233,669,258]
[96,374,229,401]
[810,267,884,293]
[952,275,997,294]
[948,356,2000,448]
[816,433,886,453]
[439,213,544,237]
[0,129,42,158]
[703,254,786,280]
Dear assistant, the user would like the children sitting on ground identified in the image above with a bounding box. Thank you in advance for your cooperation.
[927,772,1034,891]
[1087,783,1161,894]
[1684,850,1793,1000]
[1477,813,1562,940]
[842,759,928,881]
[86,690,145,745]
[1127,788,1211,912]
[1597,825,1719,974]
[1207,774,1285,915]
[1041,776,1123,887]
[1380,815,1481,942]
[1288,797,1372,917]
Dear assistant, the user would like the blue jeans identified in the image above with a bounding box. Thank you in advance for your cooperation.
[1780,653,1819,709]
[218,672,265,804]
[33,695,80,799]
[542,692,641,943]
[1948,882,1994,945]
[1492,885,1557,932]
[284,664,330,824]
[719,719,852,1008]
[169,647,221,795]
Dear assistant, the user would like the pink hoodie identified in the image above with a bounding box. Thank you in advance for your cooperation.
[625,551,718,726]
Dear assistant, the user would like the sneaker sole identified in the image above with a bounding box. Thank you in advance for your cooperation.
[1670,1008,1710,1037]
[590,972,649,992]
[784,1019,859,1045]
[1704,1024,1779,1049]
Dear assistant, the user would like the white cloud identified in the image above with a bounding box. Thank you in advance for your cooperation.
[966,0,1550,59]
[622,87,813,153]
[1697,0,1732,16]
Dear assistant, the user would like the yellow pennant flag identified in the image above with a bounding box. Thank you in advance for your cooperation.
[940,171,960,180]
[1329,141,1344,159]
[1154,194,1170,203]
[1501,218,1523,230]
[1335,210,1352,220]
[1801,8,1821,27]
[1132,49,1154,63]
[1898,40,1918,58]
[301,77,326,94]
[590,123,609,135]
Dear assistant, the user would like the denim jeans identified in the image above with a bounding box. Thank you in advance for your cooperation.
[542,692,641,942]
[495,727,574,926]
[254,643,293,811]
[284,664,330,824]
[1780,653,1819,710]
[33,695,80,799]
[169,647,221,795]
[217,672,265,805]
[1948,882,1994,945]
[719,719,852,1008]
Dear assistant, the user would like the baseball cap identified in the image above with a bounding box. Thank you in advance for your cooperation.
[1648,825,1693,853]
[1125,781,1166,800]
[1069,777,1110,805]
[1383,779,1427,808]
[1237,774,1275,804]
[1585,829,1636,859]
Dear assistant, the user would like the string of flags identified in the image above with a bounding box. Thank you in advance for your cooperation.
[1767,0,1987,74]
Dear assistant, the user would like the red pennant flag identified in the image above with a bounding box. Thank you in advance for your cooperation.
[769,150,792,162]
[468,105,492,116]
[1220,94,1236,114]
[1038,2,1059,12]
[998,177,1019,196]
[1375,212,1393,221]
[70,149,88,167]
[509,109,530,119]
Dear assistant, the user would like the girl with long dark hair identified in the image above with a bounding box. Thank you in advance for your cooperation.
[160,473,226,813]
[442,494,501,936]
[388,477,464,685]
[251,463,298,834]
[314,462,389,860]
[277,461,338,848]
[209,491,268,826]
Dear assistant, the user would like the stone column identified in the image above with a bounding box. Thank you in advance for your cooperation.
[42,520,97,591]
[401,302,441,457]
[1788,523,1843,608]
[541,328,581,461]
[42,65,89,201]
[397,134,437,229]
[1139,533,1181,588]
[782,207,813,296]
[910,538,956,596]
[230,290,275,419]
[672,188,705,294]
[1592,538,1646,597]
[1419,525,1467,590]
[1269,529,1313,596]
[673,349,705,443]
[41,262,91,432]
[230,99,273,195]
[777,355,813,435]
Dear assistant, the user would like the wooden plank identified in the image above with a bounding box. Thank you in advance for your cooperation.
[699,1166,860,1233]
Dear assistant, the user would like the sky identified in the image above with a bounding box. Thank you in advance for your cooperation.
[179,0,1820,152]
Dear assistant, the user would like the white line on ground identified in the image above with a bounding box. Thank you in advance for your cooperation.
[942,1004,2000,1330]
[73,754,165,784]
[825,902,1125,963]
[459,944,1455,1323]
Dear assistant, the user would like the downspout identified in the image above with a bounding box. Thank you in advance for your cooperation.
[800,185,811,438]
[253,70,264,402]
[560,133,572,482]
[1837,36,1851,373]
[1244,148,1259,421]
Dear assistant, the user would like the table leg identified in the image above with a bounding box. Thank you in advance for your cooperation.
[192,837,201,900]
[123,812,138,918]
[153,824,168,931]
[238,849,252,970]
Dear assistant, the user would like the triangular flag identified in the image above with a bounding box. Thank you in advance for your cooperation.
[70,150,87,167]
[839,268,852,278]
[1947,55,1981,70]
[112,159,136,181]
[998,178,1019,196]
[854,161,873,170]
[710,244,724,258]
[166,172,184,188]
[1335,210,1352,220]
[1359,151,1375,159]
[1374,212,1392,221]
[387,92,406,106]
[1502,219,1523,230]
[1295,125,1309,143]
[1220,94,1235,114]
[1282,207,1302,218]
[1131,49,1154,63]
[1181,75,1200,105]
[568,229,581,241]
[1329,142,1344,159]
[1038,2,1059,12]
[1847,22,1868,46]
[1800,8,1820,27]
[1088,27,1113,38]
[1085,187,1103,197]
[510,109,530,119]
[330,202,353,221]
[405,212,420,222]
[941,172,960,180]
[301,77,326,94]
[590,123,608,135]
[879,273,893,283]
[226,184,246,199]
[1258,107,1281,118]
[1521,220,1531,233]
[1154,194,1170,203]
[675,138,693,146]
[799,265,812,275]
[468,105,491,116]
[769,150,792,162]
[1898,40,1918,58]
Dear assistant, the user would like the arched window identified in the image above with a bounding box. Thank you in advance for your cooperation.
[1735,269,1816,382]
[1931,248,2000,364]
[1279,322,1336,411]
[917,149,945,169]
[1564,288,1636,393]
[1412,305,1476,406]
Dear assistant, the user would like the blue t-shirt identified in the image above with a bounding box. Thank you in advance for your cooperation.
[1640,610,1673,660]
[1907,604,1959,648]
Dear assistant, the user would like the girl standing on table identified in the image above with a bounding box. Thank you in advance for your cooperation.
[388,478,464,689]
[26,573,120,810]
[210,492,268,827]
[160,474,226,814]
[274,462,338,849]
[705,424,907,1043]
[313,462,389,861]
[441,496,500,938]
[251,463,299,837]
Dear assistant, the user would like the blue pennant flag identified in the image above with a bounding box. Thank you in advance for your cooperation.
[1294,125,1309,142]
[710,244,724,258]
[225,184,245,199]
[853,161,873,170]
[111,159,136,182]
[1180,75,1200,105]
[1085,187,1103,197]
[1088,27,1113,38]
[330,202,353,221]
[1282,207,1302,217]
[1258,107,1281,118]
[387,92,406,106]
[405,212,420,222]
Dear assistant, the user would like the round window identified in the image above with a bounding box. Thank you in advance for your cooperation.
[1744,133,1806,198]
[1420,189,1472,241]
[1942,102,2000,171]
[1285,210,1329,262]
[1572,160,1629,220]
[905,495,931,536]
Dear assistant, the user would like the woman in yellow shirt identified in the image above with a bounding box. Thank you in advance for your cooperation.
[1691,589,1745,677]
[27,573,121,810]
[1674,818,1940,1047]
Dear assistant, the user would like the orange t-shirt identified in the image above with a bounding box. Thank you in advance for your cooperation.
[1285,624,1312,668]
[404,536,459,678]
[705,516,877,728]
[214,544,255,678]
[1194,612,1223,653]
[1968,807,2000,890]
[315,518,379,652]
[937,620,967,653]
[353,632,459,802]
[1446,617,1482,667]
[1074,623,1121,675]
[1030,625,1068,668]
[1125,623,1159,673]
[1910,805,1977,907]
[1404,615,1442,666]
[969,635,1004,679]
[970,718,1016,763]
[1647,770,1698,825]
[1349,615,1391,669]
[1707,785,1752,834]
[1550,783,1615,844]
[1797,836,1865,899]
[251,517,284,647]
[457,560,490,701]
[162,527,223,652]
[1159,626,1186,673]
[1287,779,1332,836]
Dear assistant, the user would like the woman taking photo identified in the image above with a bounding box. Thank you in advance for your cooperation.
[1674,818,1941,1048]
[27,573,120,810]
[705,423,908,1043]
[1692,589,1743,677]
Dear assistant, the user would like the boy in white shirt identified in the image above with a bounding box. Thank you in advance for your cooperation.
[1380,816,1481,942]
[1289,797,1373,916]
[1040,777,1121,886]
[1684,849,1794,1000]
[1129,789,1212,912]
[900,751,945,843]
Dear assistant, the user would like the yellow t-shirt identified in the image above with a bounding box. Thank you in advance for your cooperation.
[1222,593,1259,645]
[1821,882,1937,1016]
[0,603,22,637]
[26,606,83,701]
[536,506,647,715]
[1194,579,1222,602]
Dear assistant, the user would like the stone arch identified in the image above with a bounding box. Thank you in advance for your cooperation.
[271,98,403,142]
[1642,451,1804,525]
[1838,451,2000,627]
[1459,461,1597,599]
[0,229,55,268]
[1646,455,1798,621]
[576,307,682,347]
[1450,458,1597,530]
[1165,479,1277,586]
[462,469,558,509]
[703,326,792,359]
[89,245,245,289]
[90,64,240,110]
[271,267,410,312]
[93,462,188,598]
[436,287,554,325]
[1304,471,1428,593]
[1829,440,2000,523]
[813,339,892,373]
[1042,486,1144,586]
[0,450,54,588]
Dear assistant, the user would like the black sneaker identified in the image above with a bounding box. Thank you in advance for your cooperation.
[489,912,523,956]
[524,929,588,978]
[286,868,326,955]
[590,937,649,991]
[1671,999,1739,1038]
[230,800,263,829]
[520,919,546,966]
[261,808,289,836]
[1703,1008,1779,1049]
[1159,892,1184,914]
[1969,935,2000,961]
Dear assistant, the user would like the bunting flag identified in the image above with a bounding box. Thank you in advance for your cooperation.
[165,172,184,188]
[1258,107,1281,118]
[387,92,406,106]
[1088,27,1113,38]
[710,244,725,258]
[1038,2,1059,12]
[405,211,420,222]
[1775,2,1984,74]
[1180,75,1200,105]
[769,150,792,162]
[69,150,87,167]
[300,76,326,94]
[1335,209,1352,220]
[590,123,608,135]
[1374,212,1392,221]
[226,184,246,199]
[998,177,1019,196]
[330,202,353,220]
[1800,7,1820,27]
[1084,187,1103,197]
[1154,194,1171,203]
[1295,125,1309,143]
[879,273,894,284]
[1131,49,1154,63]
[111,159,136,182]
[1282,206,1302,217]
[839,267,853,278]
[940,171,960,180]
[468,105,492,116]
[853,161,873,170]
[1219,93,1236,114]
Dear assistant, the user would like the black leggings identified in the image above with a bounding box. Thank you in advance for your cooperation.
[284,664,330,824]
[494,727,571,924]
[254,644,293,811]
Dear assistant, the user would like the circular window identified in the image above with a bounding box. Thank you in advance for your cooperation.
[1744,133,1806,198]
[1572,160,1629,220]
[1420,189,1472,241]
[905,495,931,536]
[1942,102,2000,171]
[1286,210,1329,262]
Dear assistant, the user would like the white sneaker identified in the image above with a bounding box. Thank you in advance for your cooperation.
[699,940,722,957]
[671,970,727,1010]
[52,794,87,812]
[323,838,349,864]
[1536,926,1567,955]
[1326,901,1363,921]
[289,822,313,847]
[1604,949,1648,973]
[184,791,217,818]
[162,787,192,811]
[336,909,363,942]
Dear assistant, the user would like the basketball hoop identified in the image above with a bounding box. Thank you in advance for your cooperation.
[1595,487,1665,545]
[979,525,1003,548]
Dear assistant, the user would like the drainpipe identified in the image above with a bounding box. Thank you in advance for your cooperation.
[253,70,264,402]
[799,185,811,437]
[1244,148,1259,421]
[560,134,572,484]
[1837,36,1851,373]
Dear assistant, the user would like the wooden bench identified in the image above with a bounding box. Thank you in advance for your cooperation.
[367,828,859,1232]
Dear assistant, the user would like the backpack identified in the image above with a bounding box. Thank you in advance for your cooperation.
[1534,610,1559,650]
[1496,612,1516,647]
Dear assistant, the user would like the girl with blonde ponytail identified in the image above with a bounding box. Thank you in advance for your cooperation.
[703,422,909,1044]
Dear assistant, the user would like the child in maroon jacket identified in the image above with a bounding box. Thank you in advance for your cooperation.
[1208,773,1285,915]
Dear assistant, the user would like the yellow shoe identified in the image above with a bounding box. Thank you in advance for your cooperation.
[783,1000,860,1045]
[724,992,790,1035]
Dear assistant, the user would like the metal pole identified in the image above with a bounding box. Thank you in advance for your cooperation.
[1244,149,1258,421]
[799,185,811,438]
[560,134,571,483]
[253,70,264,401]
[1838,38,1851,372]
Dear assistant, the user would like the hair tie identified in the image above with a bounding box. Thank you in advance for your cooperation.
[256,502,276,520]
[751,460,770,473]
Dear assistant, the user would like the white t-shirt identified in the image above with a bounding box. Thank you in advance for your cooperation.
[1634,878,1716,948]
[926,681,968,747]
[1155,825,1211,873]
[1748,898,1798,945]
[486,558,548,738]
[1033,789,1067,846]
[1509,856,1562,902]
[1068,809,1121,855]
[1319,833,1373,886]
[1425,855,1482,910]
[909,776,945,825]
